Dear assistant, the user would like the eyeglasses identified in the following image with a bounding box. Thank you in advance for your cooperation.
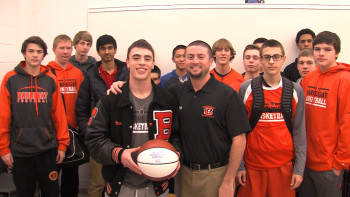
[244,55,260,60]
[262,54,283,61]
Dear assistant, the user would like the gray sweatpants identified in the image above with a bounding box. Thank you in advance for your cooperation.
[105,183,169,197]
[299,167,344,197]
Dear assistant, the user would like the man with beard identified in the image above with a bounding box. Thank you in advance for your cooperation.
[172,40,250,197]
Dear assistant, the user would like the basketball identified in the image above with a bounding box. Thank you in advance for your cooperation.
[137,139,179,181]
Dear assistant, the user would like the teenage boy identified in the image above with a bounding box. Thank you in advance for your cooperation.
[48,34,84,197]
[0,36,69,197]
[85,39,179,197]
[70,31,97,76]
[210,38,245,92]
[242,44,261,80]
[151,65,161,85]
[237,39,306,197]
[284,28,315,82]
[299,31,350,197]
[295,49,316,85]
[75,34,129,197]
[159,45,189,88]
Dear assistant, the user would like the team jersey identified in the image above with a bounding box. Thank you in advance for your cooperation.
[239,79,306,175]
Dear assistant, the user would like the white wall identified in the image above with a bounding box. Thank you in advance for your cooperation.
[1,0,350,80]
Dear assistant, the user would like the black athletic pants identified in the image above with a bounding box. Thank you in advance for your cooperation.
[58,165,80,197]
[12,149,59,197]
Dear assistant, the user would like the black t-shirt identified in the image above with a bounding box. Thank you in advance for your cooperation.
[176,76,251,164]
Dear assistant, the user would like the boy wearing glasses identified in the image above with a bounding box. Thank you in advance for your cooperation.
[299,31,350,197]
[237,39,306,197]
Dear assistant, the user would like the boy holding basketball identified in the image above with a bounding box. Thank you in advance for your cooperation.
[85,39,179,197]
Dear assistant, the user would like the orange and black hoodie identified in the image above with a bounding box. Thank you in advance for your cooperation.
[301,62,350,171]
[47,61,84,129]
[0,61,69,157]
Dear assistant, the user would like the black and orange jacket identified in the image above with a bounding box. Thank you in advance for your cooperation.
[0,61,70,157]
[47,61,84,129]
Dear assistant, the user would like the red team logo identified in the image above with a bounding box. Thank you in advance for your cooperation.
[153,110,173,140]
[202,105,215,118]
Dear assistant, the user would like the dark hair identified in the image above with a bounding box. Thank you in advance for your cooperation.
[253,37,267,44]
[243,44,260,57]
[295,28,315,44]
[73,31,93,45]
[96,34,117,51]
[172,45,186,58]
[313,31,341,54]
[186,40,212,59]
[260,39,285,57]
[212,38,236,62]
[21,36,48,57]
[127,39,155,60]
[151,65,161,78]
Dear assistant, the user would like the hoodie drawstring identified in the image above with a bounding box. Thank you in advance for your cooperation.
[30,75,39,117]
[35,76,39,117]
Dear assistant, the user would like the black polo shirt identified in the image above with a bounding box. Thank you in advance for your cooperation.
[177,75,251,164]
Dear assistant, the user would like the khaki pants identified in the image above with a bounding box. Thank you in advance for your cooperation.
[87,157,106,197]
[179,165,227,197]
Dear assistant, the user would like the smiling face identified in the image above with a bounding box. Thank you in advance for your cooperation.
[214,47,232,66]
[127,47,154,82]
[172,48,186,71]
[23,43,45,68]
[97,43,116,63]
[53,40,73,66]
[261,47,286,77]
[185,45,213,79]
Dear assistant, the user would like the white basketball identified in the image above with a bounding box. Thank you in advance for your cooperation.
[137,139,179,181]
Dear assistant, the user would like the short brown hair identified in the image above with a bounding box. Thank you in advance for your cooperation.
[298,49,313,58]
[243,44,260,57]
[212,38,236,62]
[187,40,213,59]
[313,31,341,54]
[53,34,72,48]
[127,39,154,60]
[260,39,285,57]
[21,36,48,57]
[72,31,93,45]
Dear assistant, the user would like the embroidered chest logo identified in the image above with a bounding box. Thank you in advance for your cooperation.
[305,86,328,108]
[202,105,215,118]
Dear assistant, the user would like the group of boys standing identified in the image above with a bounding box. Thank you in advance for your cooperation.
[0,28,349,197]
